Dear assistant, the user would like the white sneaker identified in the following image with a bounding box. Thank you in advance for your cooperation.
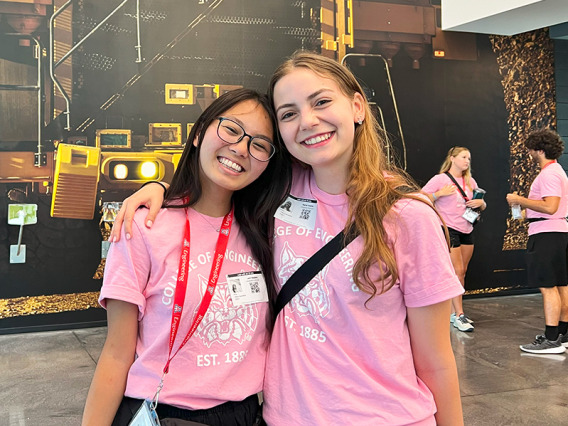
[451,312,474,325]
[453,314,474,332]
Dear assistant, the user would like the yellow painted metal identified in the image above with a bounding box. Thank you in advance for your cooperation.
[324,39,338,51]
[320,0,353,62]
[346,0,353,48]
[95,129,132,149]
[51,144,100,219]
[165,83,195,105]
[213,84,243,98]
[336,0,346,60]
[171,153,183,170]
[98,150,182,189]
[148,123,183,146]
[100,152,164,182]
[320,0,336,56]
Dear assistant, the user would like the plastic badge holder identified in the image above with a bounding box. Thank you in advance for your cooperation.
[129,399,160,426]
[463,207,480,224]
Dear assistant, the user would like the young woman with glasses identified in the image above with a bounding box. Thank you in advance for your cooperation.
[82,88,291,425]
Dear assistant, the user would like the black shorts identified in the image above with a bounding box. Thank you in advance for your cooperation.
[112,394,261,426]
[526,232,568,288]
[447,227,474,248]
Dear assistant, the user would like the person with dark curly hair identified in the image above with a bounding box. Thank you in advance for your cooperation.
[507,129,568,354]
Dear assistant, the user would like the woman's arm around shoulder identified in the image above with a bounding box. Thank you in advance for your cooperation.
[82,299,139,426]
[111,182,169,243]
[407,300,464,426]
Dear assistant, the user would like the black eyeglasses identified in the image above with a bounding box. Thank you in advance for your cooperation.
[216,117,276,162]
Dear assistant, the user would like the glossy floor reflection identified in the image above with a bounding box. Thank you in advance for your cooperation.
[1,294,567,425]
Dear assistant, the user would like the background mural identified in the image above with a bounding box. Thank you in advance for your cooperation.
[0,0,565,333]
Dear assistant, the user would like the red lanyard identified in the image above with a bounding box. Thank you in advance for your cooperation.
[461,177,468,200]
[163,208,233,374]
[455,176,470,201]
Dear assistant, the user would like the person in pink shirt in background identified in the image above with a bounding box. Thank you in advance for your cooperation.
[507,129,568,354]
[112,52,464,425]
[82,88,291,426]
[423,147,487,332]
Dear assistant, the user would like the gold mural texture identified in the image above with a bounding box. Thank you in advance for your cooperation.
[490,29,557,251]
[0,292,100,319]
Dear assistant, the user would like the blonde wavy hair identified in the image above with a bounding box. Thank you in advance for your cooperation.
[439,146,472,190]
[268,51,432,299]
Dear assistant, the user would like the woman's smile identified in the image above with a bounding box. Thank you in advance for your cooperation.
[302,131,334,146]
[217,156,244,173]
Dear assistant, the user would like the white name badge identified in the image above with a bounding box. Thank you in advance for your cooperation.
[274,195,317,230]
[227,271,268,306]
[129,399,160,426]
[462,207,480,224]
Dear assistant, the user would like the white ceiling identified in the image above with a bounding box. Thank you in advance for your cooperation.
[441,0,568,36]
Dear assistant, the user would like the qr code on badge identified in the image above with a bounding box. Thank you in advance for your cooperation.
[300,209,311,220]
[251,282,260,293]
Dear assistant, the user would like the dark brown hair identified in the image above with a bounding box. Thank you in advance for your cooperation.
[165,88,292,325]
[524,129,564,160]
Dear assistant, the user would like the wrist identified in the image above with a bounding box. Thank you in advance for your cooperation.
[140,180,167,194]
[432,192,438,201]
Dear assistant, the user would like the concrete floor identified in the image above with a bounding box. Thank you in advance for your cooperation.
[0,294,567,425]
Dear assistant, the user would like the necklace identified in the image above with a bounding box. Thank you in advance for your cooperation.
[194,210,222,232]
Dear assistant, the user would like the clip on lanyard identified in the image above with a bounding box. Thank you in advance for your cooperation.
[151,207,234,408]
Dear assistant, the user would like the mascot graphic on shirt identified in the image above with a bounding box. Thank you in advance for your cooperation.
[195,273,259,347]
[278,241,331,323]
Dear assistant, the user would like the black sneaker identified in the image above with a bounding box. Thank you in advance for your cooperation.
[561,334,568,348]
[520,334,566,354]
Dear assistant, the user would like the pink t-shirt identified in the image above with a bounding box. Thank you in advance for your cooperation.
[263,166,463,426]
[526,162,568,236]
[422,173,479,234]
[100,207,269,410]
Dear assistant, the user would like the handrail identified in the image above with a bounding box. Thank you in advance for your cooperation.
[341,53,407,170]
[135,0,143,63]
[48,0,73,131]
[3,34,45,166]
[54,0,130,68]
[49,0,133,130]
[76,0,225,133]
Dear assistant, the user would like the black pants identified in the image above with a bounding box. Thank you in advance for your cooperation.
[112,394,261,426]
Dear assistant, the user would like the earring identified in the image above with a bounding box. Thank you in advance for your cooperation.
[357,118,363,125]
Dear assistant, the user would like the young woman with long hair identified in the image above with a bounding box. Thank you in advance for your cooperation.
[82,88,291,425]
[423,147,487,332]
[111,52,464,425]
